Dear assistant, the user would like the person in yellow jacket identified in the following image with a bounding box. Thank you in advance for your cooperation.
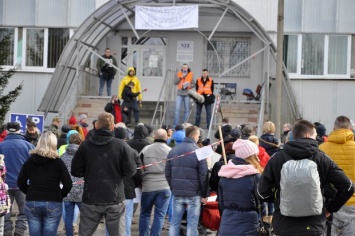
[174,63,195,126]
[319,115,355,235]
[118,67,142,125]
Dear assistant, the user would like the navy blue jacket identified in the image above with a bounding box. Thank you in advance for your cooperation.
[218,158,259,235]
[0,134,34,189]
[259,133,280,156]
[165,137,208,198]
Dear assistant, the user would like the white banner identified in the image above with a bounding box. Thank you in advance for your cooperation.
[135,5,199,30]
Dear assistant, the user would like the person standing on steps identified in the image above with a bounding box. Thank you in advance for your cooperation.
[174,63,195,127]
[96,48,118,96]
[194,69,214,129]
[118,67,142,126]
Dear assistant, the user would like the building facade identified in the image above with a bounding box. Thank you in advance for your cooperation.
[1,0,355,132]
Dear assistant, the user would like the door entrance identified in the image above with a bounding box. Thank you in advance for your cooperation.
[120,36,166,80]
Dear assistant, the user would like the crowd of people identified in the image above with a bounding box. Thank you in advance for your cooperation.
[0,112,354,236]
[1,53,355,235]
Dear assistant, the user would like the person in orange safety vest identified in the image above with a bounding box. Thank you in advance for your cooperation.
[173,63,195,127]
[194,69,214,129]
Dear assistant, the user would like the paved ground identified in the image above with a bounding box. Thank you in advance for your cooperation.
[10,200,217,236]
[10,203,170,236]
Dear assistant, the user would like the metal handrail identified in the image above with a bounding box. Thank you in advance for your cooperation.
[150,69,177,126]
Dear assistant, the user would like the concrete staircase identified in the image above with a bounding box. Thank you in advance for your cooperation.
[70,97,265,134]
[72,96,161,129]
[219,102,266,130]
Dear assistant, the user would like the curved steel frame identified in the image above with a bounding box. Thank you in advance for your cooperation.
[38,0,301,123]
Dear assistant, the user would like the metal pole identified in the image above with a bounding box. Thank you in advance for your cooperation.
[275,0,284,138]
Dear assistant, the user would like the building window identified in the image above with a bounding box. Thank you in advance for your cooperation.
[0,28,15,66]
[283,35,298,73]
[205,37,251,77]
[26,28,44,67]
[48,28,70,68]
[284,34,351,78]
[328,35,348,75]
[24,28,69,69]
[301,34,324,75]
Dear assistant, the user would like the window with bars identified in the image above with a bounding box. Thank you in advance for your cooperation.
[0,28,15,66]
[48,28,70,68]
[25,28,69,68]
[205,37,251,77]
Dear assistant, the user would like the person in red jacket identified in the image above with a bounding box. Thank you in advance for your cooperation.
[248,135,270,168]
[0,125,7,143]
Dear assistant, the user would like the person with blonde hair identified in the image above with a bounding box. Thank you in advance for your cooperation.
[259,121,280,156]
[218,139,263,235]
[17,132,72,236]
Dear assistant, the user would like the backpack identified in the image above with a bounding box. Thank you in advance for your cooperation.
[280,153,323,217]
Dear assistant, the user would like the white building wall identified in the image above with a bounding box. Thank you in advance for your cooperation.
[3,72,52,124]
[234,0,277,33]
[291,79,355,133]
[1,0,96,27]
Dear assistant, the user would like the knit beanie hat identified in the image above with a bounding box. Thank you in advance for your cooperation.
[230,128,242,139]
[232,139,259,159]
[67,130,79,143]
[68,115,77,125]
[79,114,87,121]
[114,127,127,140]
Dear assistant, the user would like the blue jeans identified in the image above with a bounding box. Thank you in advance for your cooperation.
[125,199,134,236]
[169,196,201,236]
[139,189,171,236]
[4,189,27,235]
[25,201,62,236]
[63,202,81,236]
[174,95,190,126]
[99,74,114,96]
[195,103,212,128]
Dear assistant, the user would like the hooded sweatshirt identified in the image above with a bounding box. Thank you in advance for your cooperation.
[17,153,72,202]
[118,67,142,101]
[258,138,354,235]
[71,129,137,205]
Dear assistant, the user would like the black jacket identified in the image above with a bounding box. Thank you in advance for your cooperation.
[124,125,148,199]
[71,129,137,205]
[122,85,140,109]
[257,138,354,235]
[17,154,72,202]
[209,153,235,192]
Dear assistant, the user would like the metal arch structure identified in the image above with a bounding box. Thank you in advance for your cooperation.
[38,0,301,122]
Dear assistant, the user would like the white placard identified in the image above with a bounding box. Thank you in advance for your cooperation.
[135,5,199,30]
[195,146,215,161]
[177,41,194,62]
[149,55,158,68]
